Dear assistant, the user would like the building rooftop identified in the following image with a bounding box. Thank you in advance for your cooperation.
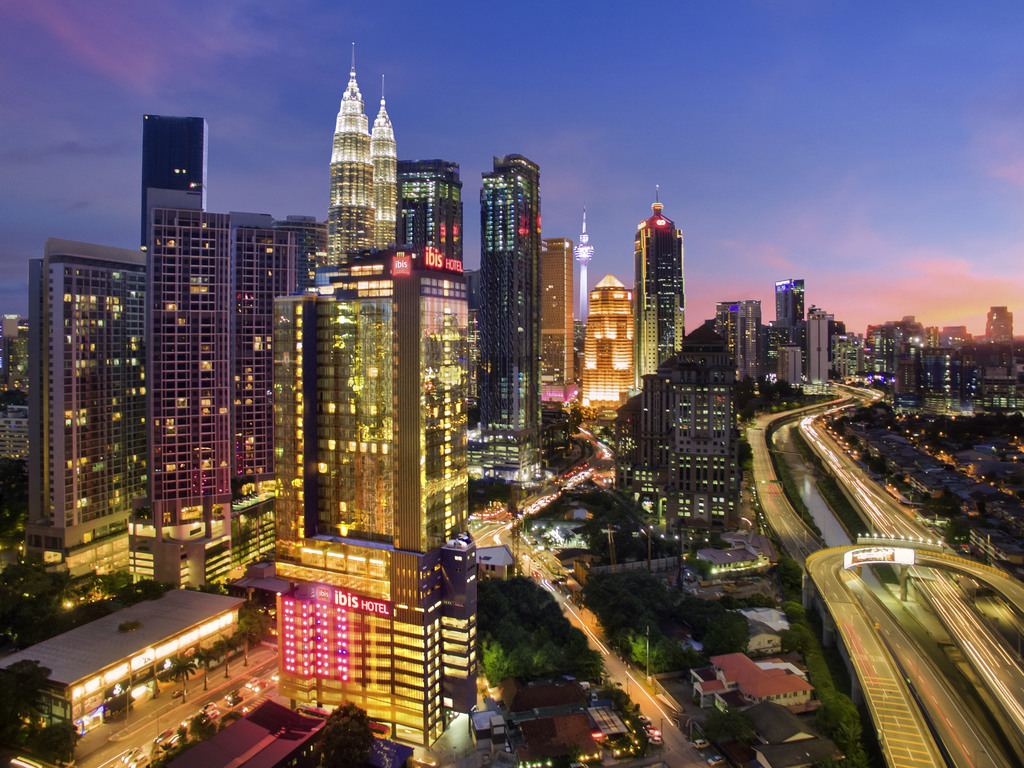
[0,590,244,686]
[167,700,323,768]
[518,712,599,763]
[711,653,814,699]
[747,701,819,744]
[477,545,514,567]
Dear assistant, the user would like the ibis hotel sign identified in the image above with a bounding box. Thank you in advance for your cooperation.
[843,546,916,569]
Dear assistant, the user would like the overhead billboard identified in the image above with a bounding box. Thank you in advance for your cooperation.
[843,546,916,569]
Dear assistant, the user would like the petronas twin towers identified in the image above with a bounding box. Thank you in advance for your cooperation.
[327,50,397,261]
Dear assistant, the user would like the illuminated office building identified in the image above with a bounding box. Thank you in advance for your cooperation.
[1,315,29,392]
[774,279,804,330]
[634,200,684,390]
[328,56,375,261]
[397,160,463,263]
[273,249,475,746]
[540,238,574,402]
[582,275,633,408]
[26,239,147,575]
[371,86,397,250]
[616,326,738,530]
[478,155,542,481]
[273,216,328,291]
[807,306,833,385]
[715,300,762,380]
[986,306,1013,344]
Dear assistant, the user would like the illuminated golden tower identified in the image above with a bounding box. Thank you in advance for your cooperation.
[583,274,634,408]
[371,77,397,250]
[328,46,374,261]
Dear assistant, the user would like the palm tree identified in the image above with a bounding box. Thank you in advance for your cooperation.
[221,634,242,678]
[166,655,197,702]
[238,603,273,667]
[194,647,217,691]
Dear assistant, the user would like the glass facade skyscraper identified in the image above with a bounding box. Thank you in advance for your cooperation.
[582,275,633,408]
[478,155,542,482]
[774,278,805,329]
[397,160,463,264]
[715,300,762,381]
[273,250,475,746]
[634,201,685,390]
[141,115,207,248]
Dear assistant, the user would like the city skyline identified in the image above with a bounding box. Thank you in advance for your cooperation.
[4,2,1024,334]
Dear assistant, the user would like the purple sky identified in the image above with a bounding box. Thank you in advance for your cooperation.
[3,0,1024,336]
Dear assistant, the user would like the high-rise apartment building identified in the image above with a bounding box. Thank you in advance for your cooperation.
[464,269,480,403]
[328,60,375,261]
[371,90,397,250]
[141,115,207,248]
[397,160,463,263]
[540,238,574,402]
[634,201,684,390]
[616,326,738,530]
[582,275,633,408]
[478,155,542,482]
[273,216,328,291]
[715,300,762,380]
[135,208,295,585]
[774,279,804,331]
[573,209,594,322]
[26,239,147,576]
[986,306,1013,343]
[273,250,475,746]
[807,306,833,385]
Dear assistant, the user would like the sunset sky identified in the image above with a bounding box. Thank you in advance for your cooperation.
[3,1,1024,336]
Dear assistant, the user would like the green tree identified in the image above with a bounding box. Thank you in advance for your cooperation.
[702,706,754,745]
[194,647,217,691]
[189,712,218,741]
[167,654,196,702]
[702,611,750,656]
[316,701,374,768]
[776,555,803,596]
[27,721,80,764]
[0,658,50,742]
[237,602,273,667]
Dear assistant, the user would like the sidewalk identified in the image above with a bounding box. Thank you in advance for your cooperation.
[75,643,278,766]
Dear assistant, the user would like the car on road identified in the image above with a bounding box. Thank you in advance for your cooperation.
[225,689,243,706]
[202,703,221,719]
[154,729,180,751]
[693,737,709,749]
[246,677,263,692]
[171,689,184,698]
[707,755,726,766]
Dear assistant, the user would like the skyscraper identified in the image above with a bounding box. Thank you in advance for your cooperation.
[141,115,207,248]
[136,208,295,585]
[328,55,375,261]
[633,200,684,390]
[1,315,29,392]
[774,279,805,329]
[986,306,1013,344]
[807,306,833,385]
[26,239,147,575]
[273,215,328,291]
[616,326,738,530]
[371,84,397,250]
[582,275,633,408]
[715,300,762,380]
[478,155,542,481]
[573,209,594,322]
[273,249,475,746]
[540,238,574,402]
[397,160,463,263]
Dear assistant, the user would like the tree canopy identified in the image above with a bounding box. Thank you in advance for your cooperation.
[478,577,603,684]
[317,702,374,768]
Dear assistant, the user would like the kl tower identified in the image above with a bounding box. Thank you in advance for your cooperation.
[573,208,595,322]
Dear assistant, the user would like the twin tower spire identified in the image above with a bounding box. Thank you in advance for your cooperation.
[327,44,397,262]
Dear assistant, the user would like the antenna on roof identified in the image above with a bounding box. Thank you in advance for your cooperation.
[655,184,660,203]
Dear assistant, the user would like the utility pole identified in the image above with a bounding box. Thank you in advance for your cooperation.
[508,482,521,576]
[646,624,650,680]
[603,525,616,567]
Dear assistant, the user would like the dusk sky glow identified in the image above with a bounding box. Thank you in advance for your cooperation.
[4,1,1024,336]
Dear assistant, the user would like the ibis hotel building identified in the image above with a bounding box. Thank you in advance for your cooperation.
[272,248,476,746]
